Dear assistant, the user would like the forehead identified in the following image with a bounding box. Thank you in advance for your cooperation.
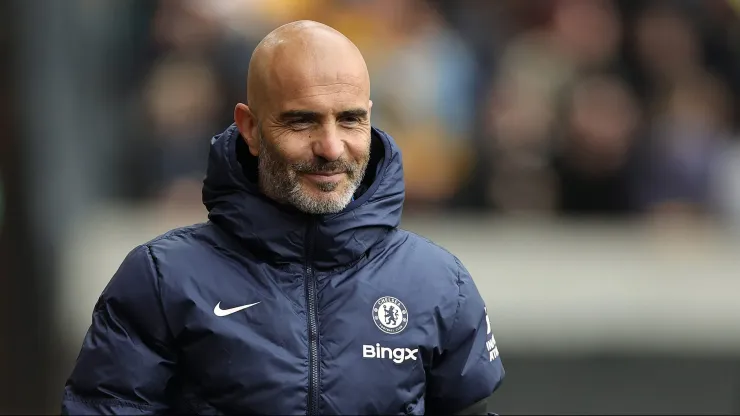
[278,84,368,116]
[266,47,370,113]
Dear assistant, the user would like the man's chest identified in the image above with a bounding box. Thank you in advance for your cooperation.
[166,263,444,414]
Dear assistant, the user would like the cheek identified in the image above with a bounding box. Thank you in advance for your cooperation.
[345,133,372,161]
[268,133,311,163]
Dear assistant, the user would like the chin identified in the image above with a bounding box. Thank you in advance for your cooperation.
[309,190,349,205]
[295,186,355,214]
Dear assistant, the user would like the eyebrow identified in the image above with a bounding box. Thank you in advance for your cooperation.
[278,110,321,122]
[277,108,369,122]
[337,108,368,119]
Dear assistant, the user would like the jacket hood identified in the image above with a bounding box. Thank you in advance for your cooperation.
[202,124,404,270]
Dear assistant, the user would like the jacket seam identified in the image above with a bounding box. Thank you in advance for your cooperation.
[64,394,155,410]
[144,222,209,246]
[443,260,465,351]
[143,244,178,343]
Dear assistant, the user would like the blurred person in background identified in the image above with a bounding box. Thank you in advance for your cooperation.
[627,1,740,221]
[456,0,740,223]
[636,74,735,218]
[478,0,624,214]
[365,0,478,209]
[126,0,260,205]
[142,55,220,208]
[551,72,643,215]
[61,20,504,415]
[631,1,716,103]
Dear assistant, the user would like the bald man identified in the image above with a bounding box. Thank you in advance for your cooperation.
[62,21,504,415]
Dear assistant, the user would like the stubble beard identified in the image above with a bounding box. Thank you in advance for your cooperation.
[257,130,370,215]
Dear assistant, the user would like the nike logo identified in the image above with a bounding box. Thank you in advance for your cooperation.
[213,301,261,317]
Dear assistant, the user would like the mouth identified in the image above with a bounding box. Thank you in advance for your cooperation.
[301,171,346,182]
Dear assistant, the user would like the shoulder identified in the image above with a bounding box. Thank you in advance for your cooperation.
[98,222,231,312]
[142,222,212,251]
[137,222,228,266]
[396,228,464,271]
[107,222,225,289]
[381,230,486,346]
[387,228,468,292]
[103,222,210,277]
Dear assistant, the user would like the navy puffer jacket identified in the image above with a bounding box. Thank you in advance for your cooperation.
[62,125,504,415]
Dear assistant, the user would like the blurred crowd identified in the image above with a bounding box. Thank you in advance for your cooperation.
[115,0,740,222]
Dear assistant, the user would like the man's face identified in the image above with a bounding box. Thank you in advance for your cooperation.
[254,81,372,214]
[235,26,374,214]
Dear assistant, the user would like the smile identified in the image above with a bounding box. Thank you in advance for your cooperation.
[302,172,346,181]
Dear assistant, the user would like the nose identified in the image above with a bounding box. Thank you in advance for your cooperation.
[311,125,344,162]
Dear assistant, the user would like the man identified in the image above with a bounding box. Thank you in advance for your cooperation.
[62,21,504,415]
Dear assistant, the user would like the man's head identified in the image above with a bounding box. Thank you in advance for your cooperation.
[234,20,373,214]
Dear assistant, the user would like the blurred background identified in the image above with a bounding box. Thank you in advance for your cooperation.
[1,0,740,414]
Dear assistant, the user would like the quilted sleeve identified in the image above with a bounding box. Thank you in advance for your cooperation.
[61,245,177,415]
[426,259,505,415]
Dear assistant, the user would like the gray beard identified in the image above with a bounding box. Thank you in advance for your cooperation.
[256,131,369,214]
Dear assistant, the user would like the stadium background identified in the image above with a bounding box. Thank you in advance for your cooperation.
[1,0,739,413]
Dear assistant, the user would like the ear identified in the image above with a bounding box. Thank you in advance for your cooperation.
[234,103,260,156]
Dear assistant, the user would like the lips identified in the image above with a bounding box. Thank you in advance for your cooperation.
[309,171,344,176]
[303,172,345,180]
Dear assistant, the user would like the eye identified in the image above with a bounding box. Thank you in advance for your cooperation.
[287,120,313,131]
[340,116,361,127]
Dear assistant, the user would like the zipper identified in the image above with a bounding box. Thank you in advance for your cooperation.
[304,221,320,415]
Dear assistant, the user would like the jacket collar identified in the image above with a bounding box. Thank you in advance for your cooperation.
[202,124,405,270]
